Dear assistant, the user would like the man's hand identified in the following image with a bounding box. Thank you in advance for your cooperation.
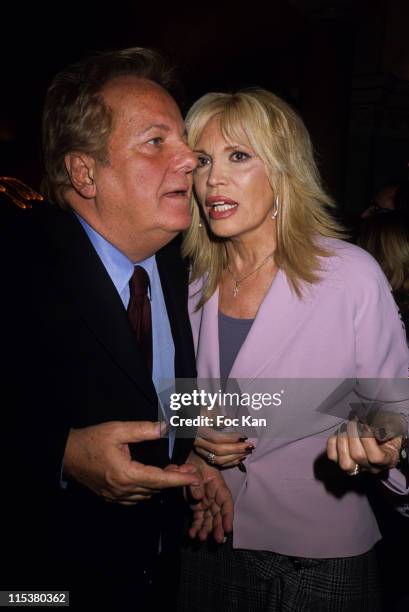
[184,451,234,543]
[63,421,202,505]
[327,412,406,475]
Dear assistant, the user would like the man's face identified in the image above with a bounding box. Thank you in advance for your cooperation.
[90,76,196,260]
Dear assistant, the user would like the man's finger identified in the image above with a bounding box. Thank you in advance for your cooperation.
[188,482,206,502]
[103,492,154,504]
[214,482,233,534]
[115,486,160,497]
[170,463,201,475]
[198,510,214,541]
[212,512,226,544]
[117,420,168,444]
[189,510,206,538]
[128,463,202,490]
[222,507,234,534]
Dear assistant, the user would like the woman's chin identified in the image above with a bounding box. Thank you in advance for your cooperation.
[208,219,244,239]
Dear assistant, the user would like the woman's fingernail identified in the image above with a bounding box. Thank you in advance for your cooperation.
[238,437,248,442]
[238,462,247,473]
[245,445,254,451]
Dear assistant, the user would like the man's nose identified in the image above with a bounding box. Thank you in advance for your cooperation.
[175,143,197,173]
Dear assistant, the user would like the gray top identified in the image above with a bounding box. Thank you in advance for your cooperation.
[218,311,254,384]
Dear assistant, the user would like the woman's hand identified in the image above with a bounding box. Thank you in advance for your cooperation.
[194,427,254,467]
[327,413,406,475]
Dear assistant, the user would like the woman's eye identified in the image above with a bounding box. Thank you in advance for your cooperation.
[231,150,250,162]
[147,137,163,146]
[196,155,210,168]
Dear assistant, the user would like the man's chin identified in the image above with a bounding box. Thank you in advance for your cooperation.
[156,225,186,244]
[162,216,192,234]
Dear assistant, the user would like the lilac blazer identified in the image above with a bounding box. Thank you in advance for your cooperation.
[189,238,409,558]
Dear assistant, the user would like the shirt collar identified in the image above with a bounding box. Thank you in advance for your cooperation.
[75,213,155,295]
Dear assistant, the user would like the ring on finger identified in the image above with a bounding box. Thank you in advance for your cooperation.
[347,463,360,477]
[206,451,216,465]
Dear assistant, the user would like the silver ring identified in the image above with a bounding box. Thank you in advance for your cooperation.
[206,452,216,465]
[347,463,360,477]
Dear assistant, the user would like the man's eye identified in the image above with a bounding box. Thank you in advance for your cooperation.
[196,156,210,168]
[147,137,163,146]
[231,150,250,162]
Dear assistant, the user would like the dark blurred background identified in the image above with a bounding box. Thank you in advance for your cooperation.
[1,2,409,606]
[1,0,409,218]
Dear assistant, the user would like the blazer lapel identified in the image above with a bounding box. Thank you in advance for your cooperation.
[195,270,309,382]
[196,286,221,380]
[229,269,315,380]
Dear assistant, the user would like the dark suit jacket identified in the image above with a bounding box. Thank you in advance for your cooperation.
[0,203,196,609]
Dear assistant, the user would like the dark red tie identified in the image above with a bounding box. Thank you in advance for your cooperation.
[127,265,152,375]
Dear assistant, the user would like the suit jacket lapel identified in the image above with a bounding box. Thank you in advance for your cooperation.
[40,206,158,407]
[156,239,196,379]
[156,239,197,464]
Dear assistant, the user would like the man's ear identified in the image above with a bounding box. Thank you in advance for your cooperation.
[64,153,96,198]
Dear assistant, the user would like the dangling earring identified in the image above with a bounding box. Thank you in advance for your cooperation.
[272,195,279,219]
[198,221,203,228]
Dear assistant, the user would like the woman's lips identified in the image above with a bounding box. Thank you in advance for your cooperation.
[206,196,239,220]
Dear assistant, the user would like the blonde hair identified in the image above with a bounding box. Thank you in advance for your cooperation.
[182,89,345,305]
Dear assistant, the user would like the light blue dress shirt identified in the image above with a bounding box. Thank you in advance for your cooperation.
[76,214,175,453]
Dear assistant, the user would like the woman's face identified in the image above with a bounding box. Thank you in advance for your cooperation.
[193,115,276,240]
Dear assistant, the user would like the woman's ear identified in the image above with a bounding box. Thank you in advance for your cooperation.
[64,152,96,198]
